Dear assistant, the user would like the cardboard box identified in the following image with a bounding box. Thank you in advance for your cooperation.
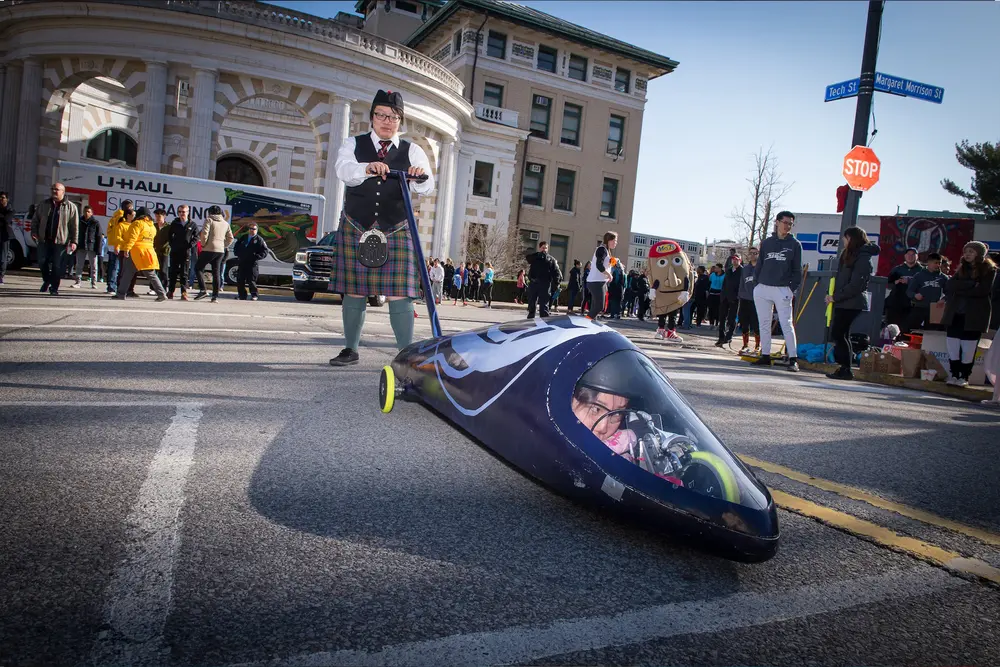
[900,348,925,378]
[929,301,946,325]
[921,351,948,381]
[970,337,992,386]
[860,349,902,375]
[918,330,951,378]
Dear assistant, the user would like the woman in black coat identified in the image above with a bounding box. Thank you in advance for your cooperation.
[824,226,880,380]
[942,241,997,387]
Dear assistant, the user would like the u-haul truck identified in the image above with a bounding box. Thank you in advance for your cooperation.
[54,160,327,284]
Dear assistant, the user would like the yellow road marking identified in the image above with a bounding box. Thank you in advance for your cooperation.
[771,490,1000,585]
[743,455,1000,547]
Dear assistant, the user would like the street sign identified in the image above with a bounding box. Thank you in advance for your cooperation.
[843,145,880,191]
[824,72,944,103]
[873,72,944,104]
[825,78,860,103]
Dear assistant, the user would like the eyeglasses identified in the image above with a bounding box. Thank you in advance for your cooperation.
[373,112,401,123]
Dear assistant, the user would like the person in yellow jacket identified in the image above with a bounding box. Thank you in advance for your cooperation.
[112,207,167,301]
[105,200,135,295]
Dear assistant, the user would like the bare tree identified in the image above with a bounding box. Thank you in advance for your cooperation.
[464,223,525,278]
[729,146,794,251]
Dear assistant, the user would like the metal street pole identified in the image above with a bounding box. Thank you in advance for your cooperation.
[840,0,884,238]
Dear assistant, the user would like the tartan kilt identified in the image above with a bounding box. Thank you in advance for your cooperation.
[331,213,422,299]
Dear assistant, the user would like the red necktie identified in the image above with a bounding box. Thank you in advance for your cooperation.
[377,140,391,159]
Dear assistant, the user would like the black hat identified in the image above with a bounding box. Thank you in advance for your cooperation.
[370,89,404,119]
[135,206,152,219]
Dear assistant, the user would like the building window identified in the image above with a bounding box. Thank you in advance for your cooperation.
[86,129,137,167]
[635,248,644,257]
[522,163,545,206]
[554,168,575,212]
[473,161,494,198]
[633,235,646,245]
[487,30,507,59]
[520,228,541,254]
[615,67,631,93]
[215,155,265,186]
[453,31,462,55]
[530,95,551,139]
[634,260,643,269]
[549,234,569,276]
[601,178,619,218]
[607,115,625,156]
[560,103,582,147]
[483,82,503,108]
[568,54,587,81]
[537,45,557,73]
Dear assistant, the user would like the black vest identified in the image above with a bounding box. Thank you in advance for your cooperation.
[343,133,412,229]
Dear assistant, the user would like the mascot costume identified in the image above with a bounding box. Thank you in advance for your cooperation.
[647,239,691,343]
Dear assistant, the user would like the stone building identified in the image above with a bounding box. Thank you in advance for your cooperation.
[0,0,676,268]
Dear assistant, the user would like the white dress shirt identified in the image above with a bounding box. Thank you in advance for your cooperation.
[334,130,435,196]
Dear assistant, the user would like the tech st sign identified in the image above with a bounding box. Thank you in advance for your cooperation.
[843,145,881,192]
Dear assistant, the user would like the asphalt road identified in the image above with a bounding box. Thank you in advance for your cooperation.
[1,272,999,667]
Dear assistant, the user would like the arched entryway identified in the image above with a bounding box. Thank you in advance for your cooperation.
[215,155,265,186]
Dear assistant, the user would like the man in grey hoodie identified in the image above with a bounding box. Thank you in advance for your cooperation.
[752,211,803,371]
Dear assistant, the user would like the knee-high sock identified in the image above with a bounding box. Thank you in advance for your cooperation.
[960,339,978,363]
[342,296,367,350]
[946,336,961,361]
[388,298,415,350]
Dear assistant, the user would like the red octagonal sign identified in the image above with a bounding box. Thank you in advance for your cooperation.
[843,145,881,192]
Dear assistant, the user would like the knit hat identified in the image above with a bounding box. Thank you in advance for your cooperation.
[964,241,988,261]
[135,206,152,220]
[370,89,404,120]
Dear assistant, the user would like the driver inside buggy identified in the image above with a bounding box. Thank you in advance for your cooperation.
[570,350,741,503]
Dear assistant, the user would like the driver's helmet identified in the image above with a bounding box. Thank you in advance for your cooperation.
[573,350,743,504]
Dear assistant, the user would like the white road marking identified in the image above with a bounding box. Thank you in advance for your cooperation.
[0,305,319,323]
[0,401,203,407]
[225,568,966,667]
[90,403,203,667]
[0,323,341,337]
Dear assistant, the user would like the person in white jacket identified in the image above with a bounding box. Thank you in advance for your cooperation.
[429,258,445,304]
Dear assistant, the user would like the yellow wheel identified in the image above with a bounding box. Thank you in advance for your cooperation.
[685,451,740,503]
[379,365,396,414]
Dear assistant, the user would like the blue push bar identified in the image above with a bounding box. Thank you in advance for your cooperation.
[390,170,442,339]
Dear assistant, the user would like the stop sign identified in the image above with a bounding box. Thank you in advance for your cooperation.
[842,145,881,191]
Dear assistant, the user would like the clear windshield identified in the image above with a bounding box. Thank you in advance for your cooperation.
[572,349,769,510]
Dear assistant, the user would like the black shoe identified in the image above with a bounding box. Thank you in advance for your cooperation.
[155,294,167,302]
[714,340,725,347]
[210,296,218,303]
[194,292,209,300]
[329,348,359,366]
[40,283,49,293]
[752,355,772,366]
[826,367,854,380]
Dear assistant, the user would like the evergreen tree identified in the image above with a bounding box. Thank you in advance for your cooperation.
[941,140,1000,219]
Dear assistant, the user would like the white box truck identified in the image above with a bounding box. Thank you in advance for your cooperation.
[55,160,327,285]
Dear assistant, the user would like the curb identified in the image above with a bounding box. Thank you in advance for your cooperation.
[797,359,993,402]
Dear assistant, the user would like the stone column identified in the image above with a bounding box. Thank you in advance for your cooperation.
[449,146,473,261]
[432,138,455,259]
[186,68,217,179]
[0,60,23,194]
[67,102,86,160]
[276,146,293,190]
[322,96,352,231]
[13,58,43,210]
[138,61,168,173]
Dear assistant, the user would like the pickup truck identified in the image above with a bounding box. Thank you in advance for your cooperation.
[292,231,385,306]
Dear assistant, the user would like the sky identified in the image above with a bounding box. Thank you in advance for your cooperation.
[272,0,999,242]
